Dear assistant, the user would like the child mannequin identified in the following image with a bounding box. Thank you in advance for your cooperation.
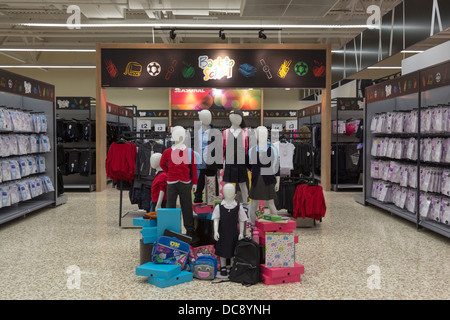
[150,153,167,211]
[212,183,247,278]
[248,126,280,225]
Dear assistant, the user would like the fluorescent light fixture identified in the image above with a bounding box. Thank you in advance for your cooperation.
[0,48,95,52]
[367,66,402,70]
[401,50,424,54]
[0,65,96,68]
[18,22,370,29]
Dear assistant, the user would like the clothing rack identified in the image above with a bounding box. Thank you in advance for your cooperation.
[115,130,171,227]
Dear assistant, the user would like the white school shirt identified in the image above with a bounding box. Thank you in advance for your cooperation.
[212,200,248,222]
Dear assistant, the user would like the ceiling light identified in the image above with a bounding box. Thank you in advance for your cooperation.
[0,48,95,52]
[0,65,96,69]
[219,29,226,40]
[18,22,371,29]
[401,50,424,54]
[258,30,267,40]
[367,66,402,70]
[169,29,176,40]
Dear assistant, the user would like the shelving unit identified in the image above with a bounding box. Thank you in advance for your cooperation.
[363,60,450,238]
[0,69,57,225]
[56,97,96,192]
[331,98,364,191]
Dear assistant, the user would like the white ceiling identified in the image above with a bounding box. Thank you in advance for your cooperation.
[0,0,402,49]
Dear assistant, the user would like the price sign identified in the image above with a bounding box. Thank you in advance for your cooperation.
[137,119,151,130]
[272,123,283,131]
[154,123,166,132]
[286,120,297,131]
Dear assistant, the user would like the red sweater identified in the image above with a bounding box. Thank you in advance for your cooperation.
[160,147,198,184]
[105,142,137,183]
[293,184,326,220]
[151,171,168,202]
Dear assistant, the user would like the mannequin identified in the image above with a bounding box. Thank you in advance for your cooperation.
[222,109,249,203]
[160,126,198,238]
[194,110,218,203]
[248,126,280,225]
[150,153,167,211]
[213,183,246,278]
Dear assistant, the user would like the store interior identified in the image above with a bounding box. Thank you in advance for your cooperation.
[0,0,449,301]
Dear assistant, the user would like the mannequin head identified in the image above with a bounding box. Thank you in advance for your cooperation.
[229,110,246,128]
[171,126,186,145]
[150,153,162,170]
[199,110,212,127]
[222,183,236,202]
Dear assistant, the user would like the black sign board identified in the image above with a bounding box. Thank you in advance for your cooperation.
[136,110,169,118]
[0,68,55,102]
[101,48,326,89]
[264,110,298,117]
[172,109,261,119]
[56,96,92,110]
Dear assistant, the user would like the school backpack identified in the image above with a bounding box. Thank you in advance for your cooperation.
[192,255,217,280]
[151,236,190,269]
[228,237,261,286]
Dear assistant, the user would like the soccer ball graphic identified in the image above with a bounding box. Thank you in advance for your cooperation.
[147,62,161,76]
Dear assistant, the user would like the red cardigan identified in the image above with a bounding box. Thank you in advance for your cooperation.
[160,147,198,185]
[105,142,137,183]
[151,171,168,202]
[293,184,326,221]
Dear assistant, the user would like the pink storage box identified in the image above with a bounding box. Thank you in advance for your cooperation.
[192,203,214,214]
[260,263,304,278]
[259,234,298,246]
[255,219,296,233]
[261,273,301,285]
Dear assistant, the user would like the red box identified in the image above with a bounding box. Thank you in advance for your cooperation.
[261,273,301,285]
[260,263,304,278]
[255,219,296,233]
[192,203,214,214]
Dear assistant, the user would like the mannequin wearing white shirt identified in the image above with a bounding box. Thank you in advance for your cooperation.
[150,153,165,210]
[249,126,280,224]
[213,183,246,277]
[194,110,213,203]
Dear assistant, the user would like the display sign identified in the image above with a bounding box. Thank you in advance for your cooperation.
[136,119,151,131]
[171,109,261,119]
[264,110,298,117]
[272,123,283,131]
[101,48,326,89]
[0,68,54,102]
[136,110,169,117]
[56,97,92,110]
[336,98,363,111]
[366,72,419,103]
[286,120,297,131]
[419,60,450,91]
[171,88,261,111]
[154,123,166,132]
[106,102,134,118]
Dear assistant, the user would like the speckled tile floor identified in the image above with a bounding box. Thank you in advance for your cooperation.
[0,187,449,300]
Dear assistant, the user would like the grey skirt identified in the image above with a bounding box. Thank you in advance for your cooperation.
[249,175,277,200]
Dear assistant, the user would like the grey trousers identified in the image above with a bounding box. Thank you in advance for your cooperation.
[166,182,194,235]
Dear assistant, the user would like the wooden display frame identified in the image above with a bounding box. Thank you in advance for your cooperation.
[95,43,332,192]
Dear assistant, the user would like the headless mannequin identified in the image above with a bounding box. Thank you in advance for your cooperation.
[249,126,280,225]
[214,183,245,276]
[226,113,248,203]
[171,126,197,193]
[194,110,213,203]
[150,153,165,210]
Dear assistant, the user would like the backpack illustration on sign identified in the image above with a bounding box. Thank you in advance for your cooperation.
[228,238,261,286]
[192,255,217,280]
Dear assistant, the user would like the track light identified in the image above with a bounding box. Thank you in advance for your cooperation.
[219,29,226,40]
[258,29,267,40]
[169,29,176,40]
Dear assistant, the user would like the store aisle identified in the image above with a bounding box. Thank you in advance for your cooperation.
[0,187,448,300]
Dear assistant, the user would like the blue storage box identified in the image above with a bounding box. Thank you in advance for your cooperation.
[136,261,181,280]
[133,217,157,228]
[156,208,181,238]
[147,270,193,288]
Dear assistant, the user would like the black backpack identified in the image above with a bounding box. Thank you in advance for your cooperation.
[228,238,261,286]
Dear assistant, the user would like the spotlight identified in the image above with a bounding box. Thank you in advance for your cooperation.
[258,29,267,40]
[170,29,176,40]
[219,29,226,40]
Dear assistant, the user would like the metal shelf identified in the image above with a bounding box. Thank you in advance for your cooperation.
[366,198,417,224]
[0,199,55,225]
[419,219,450,238]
